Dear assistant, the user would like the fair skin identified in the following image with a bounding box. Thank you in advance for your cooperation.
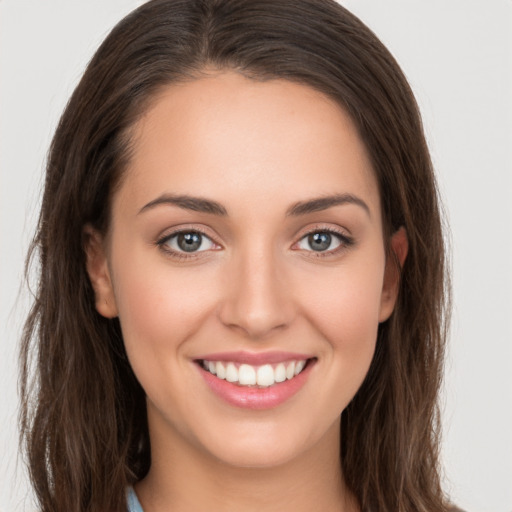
[86,72,407,512]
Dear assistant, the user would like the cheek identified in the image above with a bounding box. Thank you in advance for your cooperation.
[111,259,226,428]
[110,248,220,369]
[298,256,385,350]
[300,258,385,412]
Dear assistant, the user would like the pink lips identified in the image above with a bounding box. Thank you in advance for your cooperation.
[195,351,315,410]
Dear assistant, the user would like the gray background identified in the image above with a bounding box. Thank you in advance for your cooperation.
[1,1,511,511]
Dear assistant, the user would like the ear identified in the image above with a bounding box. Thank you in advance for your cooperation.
[83,224,118,318]
[379,227,408,322]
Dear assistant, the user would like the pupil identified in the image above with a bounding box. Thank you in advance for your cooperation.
[178,232,201,252]
[308,232,331,251]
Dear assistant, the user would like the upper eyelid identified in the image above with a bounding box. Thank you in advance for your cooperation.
[299,229,348,240]
[292,226,354,254]
[160,230,213,244]
[156,229,221,259]
[295,224,352,240]
[155,224,352,249]
[157,225,220,244]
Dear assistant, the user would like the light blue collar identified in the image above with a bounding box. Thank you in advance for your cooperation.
[126,486,144,512]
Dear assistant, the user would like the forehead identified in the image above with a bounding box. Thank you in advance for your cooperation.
[117,72,380,218]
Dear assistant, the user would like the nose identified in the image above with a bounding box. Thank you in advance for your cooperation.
[217,246,295,340]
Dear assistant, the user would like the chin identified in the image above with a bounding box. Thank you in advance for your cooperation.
[208,437,306,469]
[194,416,339,470]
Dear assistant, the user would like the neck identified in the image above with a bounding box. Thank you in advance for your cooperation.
[136,417,358,512]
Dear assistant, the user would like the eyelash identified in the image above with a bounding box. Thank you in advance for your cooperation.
[156,228,219,261]
[156,226,354,260]
[298,227,354,255]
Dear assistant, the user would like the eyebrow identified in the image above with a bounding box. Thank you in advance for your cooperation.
[138,192,370,218]
[138,194,228,216]
[286,193,371,217]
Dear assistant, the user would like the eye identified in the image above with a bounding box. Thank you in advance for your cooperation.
[296,230,347,252]
[160,231,216,253]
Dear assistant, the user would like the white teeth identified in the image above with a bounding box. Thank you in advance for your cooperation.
[216,361,226,379]
[201,359,309,387]
[239,364,256,385]
[274,363,286,383]
[225,362,238,383]
[294,360,305,375]
[256,364,275,387]
[286,361,295,380]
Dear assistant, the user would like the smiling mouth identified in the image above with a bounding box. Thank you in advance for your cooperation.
[197,359,314,388]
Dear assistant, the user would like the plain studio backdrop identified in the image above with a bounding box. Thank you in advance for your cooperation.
[1,1,510,511]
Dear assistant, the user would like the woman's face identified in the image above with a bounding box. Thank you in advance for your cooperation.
[87,72,405,469]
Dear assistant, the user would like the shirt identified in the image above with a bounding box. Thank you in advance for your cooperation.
[125,485,466,511]
[127,486,144,512]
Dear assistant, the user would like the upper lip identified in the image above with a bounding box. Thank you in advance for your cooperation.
[194,351,314,365]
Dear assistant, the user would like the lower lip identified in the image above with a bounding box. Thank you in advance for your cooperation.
[197,360,315,410]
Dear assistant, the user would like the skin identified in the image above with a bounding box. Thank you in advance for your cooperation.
[86,72,407,512]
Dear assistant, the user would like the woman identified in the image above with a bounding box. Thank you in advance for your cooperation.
[20,1,451,511]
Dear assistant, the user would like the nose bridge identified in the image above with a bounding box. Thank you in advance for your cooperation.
[218,238,294,339]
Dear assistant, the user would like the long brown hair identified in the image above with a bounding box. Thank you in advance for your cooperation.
[20,1,450,511]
